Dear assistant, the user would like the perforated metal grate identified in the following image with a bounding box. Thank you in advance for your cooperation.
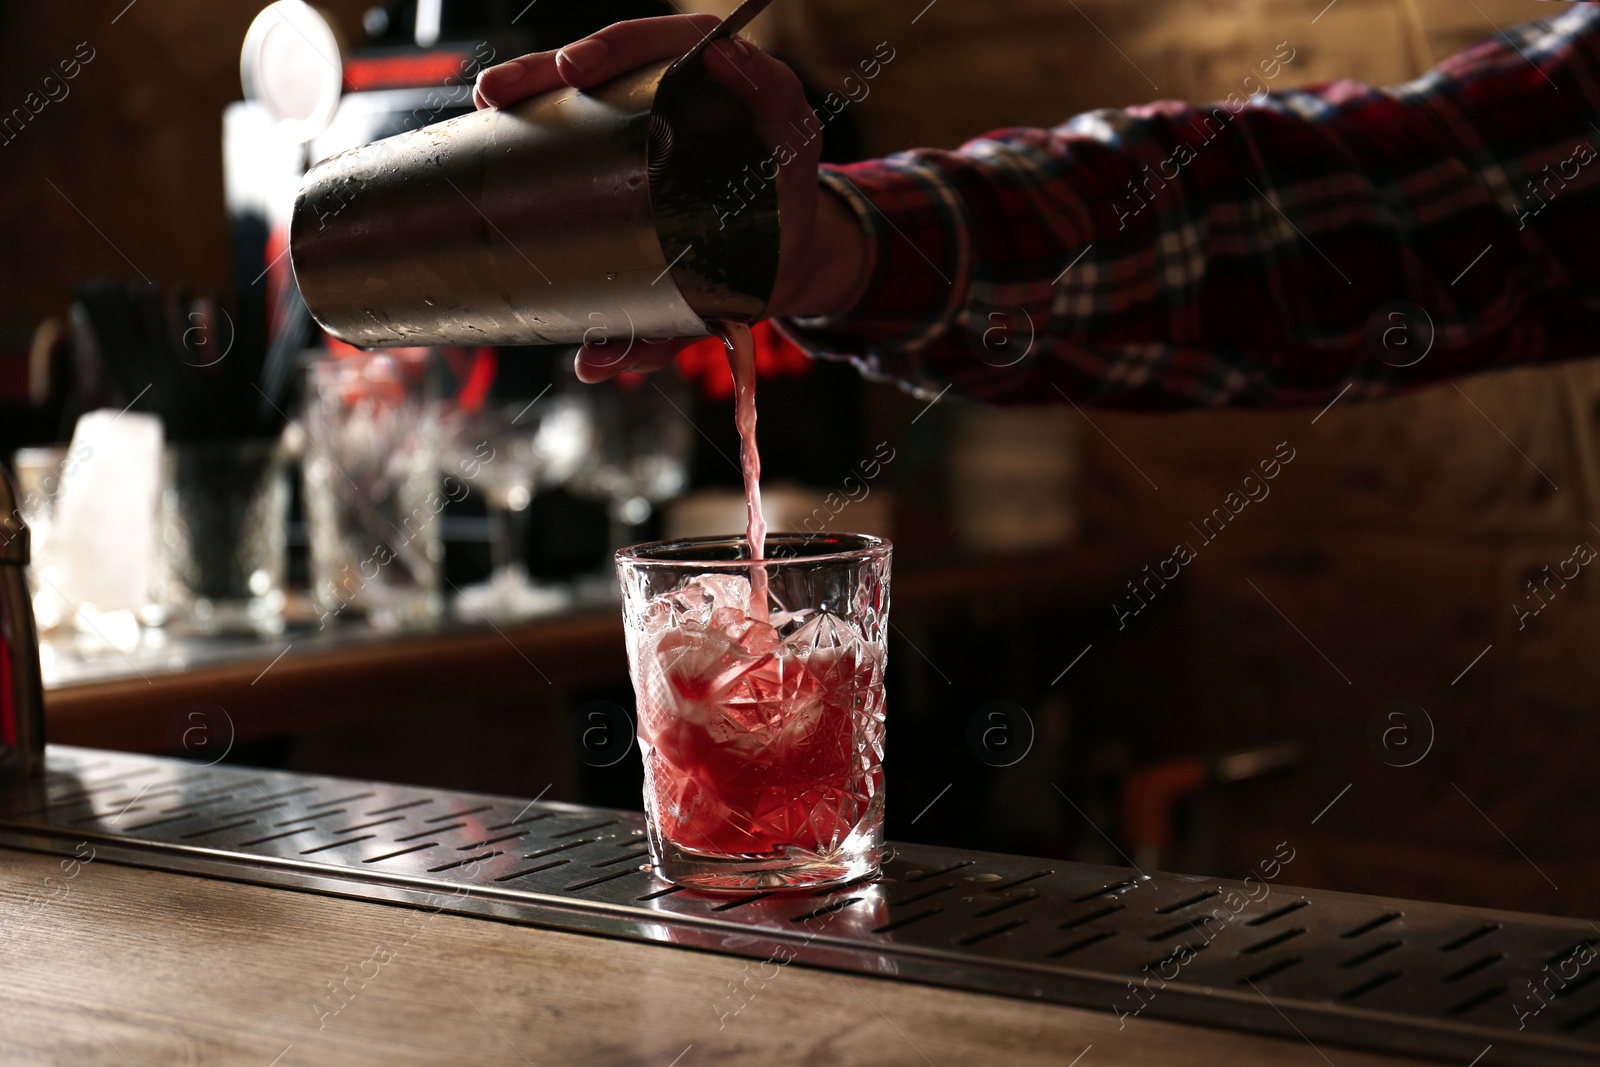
[2,748,1594,1067]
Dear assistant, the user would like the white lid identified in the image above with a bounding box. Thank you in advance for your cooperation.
[240,1,344,145]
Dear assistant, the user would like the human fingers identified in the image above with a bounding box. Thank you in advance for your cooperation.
[702,36,820,166]
[575,338,684,383]
[475,14,723,108]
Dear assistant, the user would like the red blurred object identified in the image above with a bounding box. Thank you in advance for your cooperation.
[673,320,811,401]
[443,347,497,413]
[321,336,498,412]
[1120,741,1301,867]
[342,51,477,92]
[1122,758,1207,859]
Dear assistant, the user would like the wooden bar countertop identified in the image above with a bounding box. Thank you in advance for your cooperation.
[0,848,1436,1066]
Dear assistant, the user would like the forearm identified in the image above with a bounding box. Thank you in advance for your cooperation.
[779,7,1600,409]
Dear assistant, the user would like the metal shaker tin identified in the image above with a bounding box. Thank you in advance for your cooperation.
[290,57,780,348]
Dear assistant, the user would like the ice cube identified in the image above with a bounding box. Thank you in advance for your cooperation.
[649,620,779,728]
[644,573,752,635]
[665,573,750,621]
[705,702,773,749]
[711,606,781,657]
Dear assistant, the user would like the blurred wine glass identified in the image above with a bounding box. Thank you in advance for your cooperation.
[443,393,592,618]
[568,369,693,551]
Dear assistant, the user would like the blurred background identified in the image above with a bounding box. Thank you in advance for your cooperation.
[1,0,1592,921]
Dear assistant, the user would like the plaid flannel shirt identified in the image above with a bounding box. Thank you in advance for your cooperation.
[779,4,1600,410]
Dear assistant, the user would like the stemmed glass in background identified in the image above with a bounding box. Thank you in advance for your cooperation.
[443,393,593,619]
[567,369,694,551]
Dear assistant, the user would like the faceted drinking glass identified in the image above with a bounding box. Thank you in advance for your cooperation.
[616,533,890,891]
[568,369,693,551]
[302,353,442,629]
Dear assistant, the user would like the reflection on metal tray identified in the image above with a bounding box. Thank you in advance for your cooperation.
[2,748,1595,1067]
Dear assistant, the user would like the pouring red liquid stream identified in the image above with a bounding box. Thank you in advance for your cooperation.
[715,320,768,620]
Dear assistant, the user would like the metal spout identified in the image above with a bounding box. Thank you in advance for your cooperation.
[0,467,44,781]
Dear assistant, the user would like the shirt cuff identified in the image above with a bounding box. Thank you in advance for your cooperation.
[778,160,971,395]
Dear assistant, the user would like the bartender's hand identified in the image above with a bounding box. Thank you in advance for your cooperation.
[474,15,867,382]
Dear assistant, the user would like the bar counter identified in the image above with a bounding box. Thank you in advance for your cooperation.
[4,748,1595,1067]
[0,845,1435,1067]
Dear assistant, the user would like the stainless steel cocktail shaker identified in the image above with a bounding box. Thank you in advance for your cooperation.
[290,56,780,348]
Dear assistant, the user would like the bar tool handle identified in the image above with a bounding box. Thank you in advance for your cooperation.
[667,0,781,77]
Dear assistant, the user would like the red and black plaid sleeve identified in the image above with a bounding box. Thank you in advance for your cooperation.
[778,6,1600,410]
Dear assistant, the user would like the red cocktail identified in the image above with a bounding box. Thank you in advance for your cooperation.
[618,535,890,891]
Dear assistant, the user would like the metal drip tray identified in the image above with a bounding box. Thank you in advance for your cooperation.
[3,748,1595,1066]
